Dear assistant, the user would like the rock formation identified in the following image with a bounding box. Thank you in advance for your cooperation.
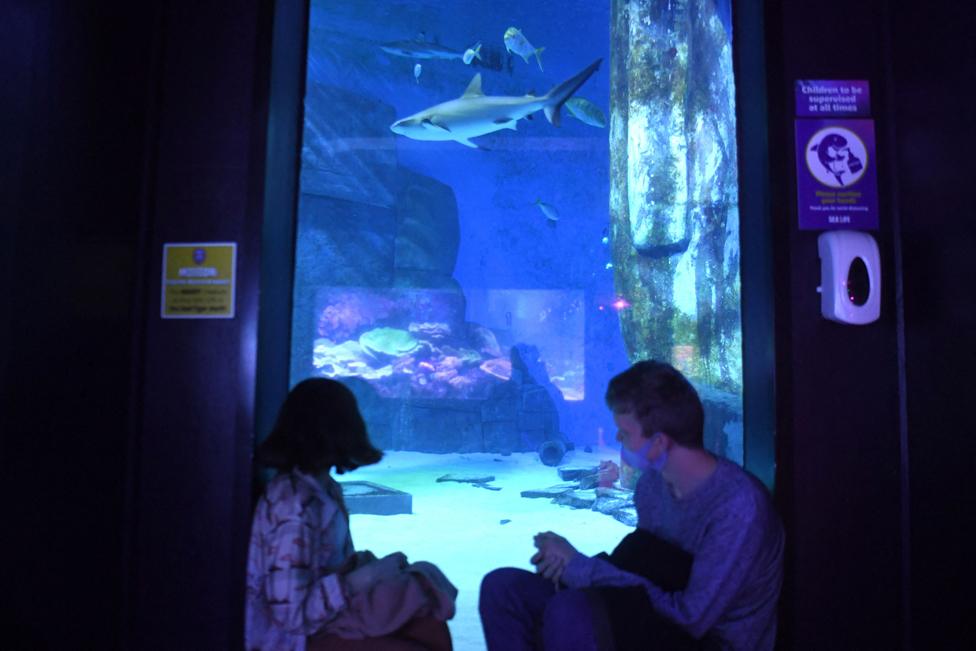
[609,0,741,394]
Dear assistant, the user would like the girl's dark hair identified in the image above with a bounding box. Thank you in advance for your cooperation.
[604,360,705,449]
[256,378,383,474]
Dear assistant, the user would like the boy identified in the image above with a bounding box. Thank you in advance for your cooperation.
[480,360,783,650]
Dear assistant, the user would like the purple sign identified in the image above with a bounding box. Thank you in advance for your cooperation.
[795,119,878,230]
[795,80,870,117]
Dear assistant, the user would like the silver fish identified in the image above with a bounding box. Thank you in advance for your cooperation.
[565,97,607,128]
[503,27,544,71]
[535,199,559,224]
[463,42,482,65]
[414,63,422,83]
[390,59,602,148]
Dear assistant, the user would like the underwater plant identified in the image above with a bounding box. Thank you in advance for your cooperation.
[359,327,421,359]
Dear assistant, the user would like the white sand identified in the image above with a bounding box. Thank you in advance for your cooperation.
[346,448,632,651]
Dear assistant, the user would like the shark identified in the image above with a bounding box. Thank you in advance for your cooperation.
[389,58,603,148]
[379,38,465,60]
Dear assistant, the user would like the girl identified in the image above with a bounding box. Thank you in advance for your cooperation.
[246,378,453,650]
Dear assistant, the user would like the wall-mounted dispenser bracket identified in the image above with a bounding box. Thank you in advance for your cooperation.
[817,230,881,324]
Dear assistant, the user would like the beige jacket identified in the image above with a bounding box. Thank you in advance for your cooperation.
[325,554,457,639]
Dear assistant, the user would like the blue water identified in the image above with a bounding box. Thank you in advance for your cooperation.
[292,0,740,454]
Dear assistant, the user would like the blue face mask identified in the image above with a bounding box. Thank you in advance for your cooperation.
[621,433,667,473]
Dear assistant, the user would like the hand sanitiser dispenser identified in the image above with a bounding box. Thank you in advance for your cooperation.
[817,230,881,324]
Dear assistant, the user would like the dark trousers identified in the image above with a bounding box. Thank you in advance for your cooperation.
[479,568,602,651]
[479,568,702,651]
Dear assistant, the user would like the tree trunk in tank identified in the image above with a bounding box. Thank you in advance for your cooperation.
[609,0,741,393]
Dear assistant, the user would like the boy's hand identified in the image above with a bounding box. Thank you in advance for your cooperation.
[598,460,620,486]
[531,531,579,584]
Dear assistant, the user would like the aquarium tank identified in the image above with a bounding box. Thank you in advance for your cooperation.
[289,0,741,646]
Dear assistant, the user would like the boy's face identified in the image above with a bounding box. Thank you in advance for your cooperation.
[614,411,649,451]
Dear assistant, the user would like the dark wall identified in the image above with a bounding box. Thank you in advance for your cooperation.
[767,1,976,649]
[123,2,272,649]
[0,2,153,647]
[1,1,271,648]
[889,5,976,648]
[766,1,903,648]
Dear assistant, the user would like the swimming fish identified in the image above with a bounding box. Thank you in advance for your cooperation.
[380,36,465,60]
[414,63,422,83]
[503,27,545,71]
[463,42,482,65]
[565,97,607,128]
[535,199,559,226]
[390,58,602,148]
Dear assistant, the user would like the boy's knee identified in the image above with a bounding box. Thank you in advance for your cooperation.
[479,567,522,608]
[542,590,598,649]
[543,588,590,624]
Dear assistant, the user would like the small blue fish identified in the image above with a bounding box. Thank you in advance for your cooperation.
[535,198,559,226]
[414,63,422,83]
[463,42,482,65]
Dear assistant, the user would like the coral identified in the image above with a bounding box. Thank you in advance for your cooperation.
[358,327,420,359]
[468,324,502,357]
[313,339,385,379]
[317,292,396,340]
[408,321,452,340]
[480,357,513,380]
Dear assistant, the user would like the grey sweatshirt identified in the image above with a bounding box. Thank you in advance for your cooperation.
[561,457,784,651]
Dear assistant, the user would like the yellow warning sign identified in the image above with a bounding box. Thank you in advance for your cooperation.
[161,242,236,319]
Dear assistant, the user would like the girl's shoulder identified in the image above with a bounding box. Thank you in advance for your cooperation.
[259,472,332,524]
